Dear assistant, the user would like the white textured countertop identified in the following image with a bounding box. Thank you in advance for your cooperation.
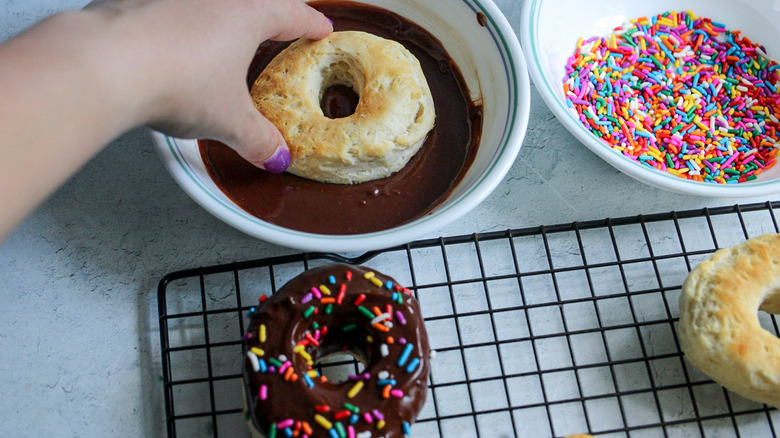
[0,1,776,437]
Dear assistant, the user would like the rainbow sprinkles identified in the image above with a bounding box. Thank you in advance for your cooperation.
[564,10,780,183]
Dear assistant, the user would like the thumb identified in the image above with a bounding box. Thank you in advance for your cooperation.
[221,103,291,174]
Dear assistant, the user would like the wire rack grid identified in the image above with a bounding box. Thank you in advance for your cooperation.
[158,201,780,438]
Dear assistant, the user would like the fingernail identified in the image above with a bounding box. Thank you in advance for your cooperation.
[261,146,291,174]
[326,17,334,27]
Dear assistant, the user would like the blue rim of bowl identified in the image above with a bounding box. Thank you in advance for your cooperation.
[524,0,780,193]
[159,0,530,248]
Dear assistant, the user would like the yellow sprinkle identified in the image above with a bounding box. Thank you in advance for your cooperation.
[370,277,383,287]
[259,324,266,343]
[647,150,662,161]
[363,271,375,279]
[307,370,318,377]
[250,347,265,357]
[366,335,373,343]
[668,168,682,177]
[377,420,386,430]
[294,345,304,353]
[319,285,331,296]
[314,414,333,430]
[298,349,312,362]
[348,381,364,399]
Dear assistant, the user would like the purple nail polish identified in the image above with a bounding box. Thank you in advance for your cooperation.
[326,17,334,26]
[262,147,291,174]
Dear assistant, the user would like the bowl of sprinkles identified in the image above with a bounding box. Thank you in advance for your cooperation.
[521,0,780,196]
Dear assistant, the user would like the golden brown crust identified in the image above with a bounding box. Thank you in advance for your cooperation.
[251,31,435,184]
[678,233,780,409]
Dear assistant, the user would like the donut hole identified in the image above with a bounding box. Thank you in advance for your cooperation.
[314,351,367,384]
[320,85,359,119]
[311,326,371,384]
[318,59,364,119]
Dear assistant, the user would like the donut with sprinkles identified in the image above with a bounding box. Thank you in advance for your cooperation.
[242,263,431,438]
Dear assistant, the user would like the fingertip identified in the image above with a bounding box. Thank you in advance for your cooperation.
[259,145,292,174]
[311,13,334,40]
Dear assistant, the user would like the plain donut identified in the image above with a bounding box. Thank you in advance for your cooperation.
[679,233,780,409]
[251,31,436,184]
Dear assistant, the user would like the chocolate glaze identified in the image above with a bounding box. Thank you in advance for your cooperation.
[243,264,430,438]
[321,84,360,119]
[199,1,482,235]
[476,12,488,27]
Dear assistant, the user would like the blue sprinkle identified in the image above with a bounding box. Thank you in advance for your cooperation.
[303,373,315,389]
[385,281,393,290]
[349,414,359,424]
[258,359,267,373]
[328,275,336,284]
[328,428,339,438]
[377,379,397,386]
[284,427,293,438]
[397,344,414,367]
[246,307,255,317]
[403,421,412,436]
[406,357,420,373]
[634,130,652,139]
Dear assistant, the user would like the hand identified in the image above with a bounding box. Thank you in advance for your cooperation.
[0,0,331,239]
[88,0,333,171]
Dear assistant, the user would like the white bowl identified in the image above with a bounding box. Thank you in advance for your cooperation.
[521,0,780,197]
[152,0,530,253]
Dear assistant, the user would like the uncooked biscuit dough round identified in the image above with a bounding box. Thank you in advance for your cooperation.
[251,31,436,184]
[679,233,780,409]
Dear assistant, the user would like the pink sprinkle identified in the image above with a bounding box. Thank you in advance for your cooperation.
[277,419,294,429]
[347,425,356,438]
[363,413,373,423]
[311,287,322,299]
[390,389,404,398]
[278,361,291,374]
[259,384,267,400]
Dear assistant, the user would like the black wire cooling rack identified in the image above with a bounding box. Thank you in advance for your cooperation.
[158,201,780,438]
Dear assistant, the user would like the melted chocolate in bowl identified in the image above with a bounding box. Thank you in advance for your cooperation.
[199,1,482,235]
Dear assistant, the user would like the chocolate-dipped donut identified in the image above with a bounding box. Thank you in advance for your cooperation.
[242,263,430,438]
